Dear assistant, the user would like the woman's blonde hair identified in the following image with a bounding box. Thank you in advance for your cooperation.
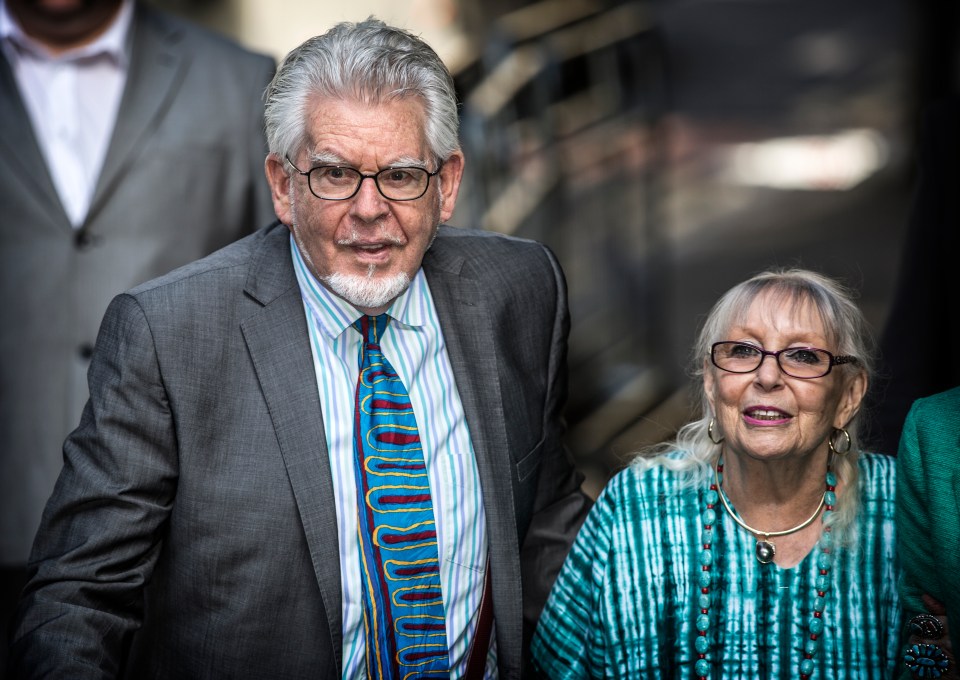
[633,268,874,540]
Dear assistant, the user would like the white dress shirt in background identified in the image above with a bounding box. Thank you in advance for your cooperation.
[0,0,133,227]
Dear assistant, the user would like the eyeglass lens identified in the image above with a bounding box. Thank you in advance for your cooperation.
[308,166,430,201]
[712,342,833,378]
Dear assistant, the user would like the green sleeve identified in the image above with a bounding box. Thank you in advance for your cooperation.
[896,401,929,626]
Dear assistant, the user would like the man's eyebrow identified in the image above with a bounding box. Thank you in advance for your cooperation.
[305,152,429,169]
[306,151,347,165]
[391,156,428,168]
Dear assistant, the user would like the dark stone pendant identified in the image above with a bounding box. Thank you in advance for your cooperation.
[756,539,776,564]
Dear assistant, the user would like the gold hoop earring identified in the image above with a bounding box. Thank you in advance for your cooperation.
[828,428,852,455]
[708,418,724,445]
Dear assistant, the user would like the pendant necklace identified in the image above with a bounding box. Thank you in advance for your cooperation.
[695,458,838,680]
[714,462,825,564]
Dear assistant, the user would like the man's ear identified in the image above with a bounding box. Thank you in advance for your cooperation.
[437,151,464,224]
[265,153,293,226]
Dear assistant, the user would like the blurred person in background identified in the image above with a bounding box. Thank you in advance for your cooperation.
[533,268,901,678]
[9,18,589,678]
[897,386,960,680]
[0,0,274,668]
[874,0,958,457]
[874,97,960,457]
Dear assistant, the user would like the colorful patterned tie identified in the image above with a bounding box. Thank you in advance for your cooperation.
[352,314,449,679]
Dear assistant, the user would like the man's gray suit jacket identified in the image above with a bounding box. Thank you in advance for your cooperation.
[10,222,591,679]
[0,2,276,563]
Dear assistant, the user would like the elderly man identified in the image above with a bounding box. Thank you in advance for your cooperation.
[10,18,589,679]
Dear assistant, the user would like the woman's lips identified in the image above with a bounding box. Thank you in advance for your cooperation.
[742,406,792,425]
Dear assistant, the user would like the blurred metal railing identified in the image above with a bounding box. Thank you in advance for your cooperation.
[453,0,676,479]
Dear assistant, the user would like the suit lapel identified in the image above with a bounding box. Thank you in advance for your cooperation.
[88,5,182,224]
[240,226,344,672]
[422,240,525,664]
[0,51,70,229]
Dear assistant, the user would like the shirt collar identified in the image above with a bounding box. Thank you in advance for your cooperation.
[0,0,134,66]
[290,234,428,340]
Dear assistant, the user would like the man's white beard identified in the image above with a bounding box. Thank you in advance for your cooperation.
[322,268,411,312]
[288,192,412,312]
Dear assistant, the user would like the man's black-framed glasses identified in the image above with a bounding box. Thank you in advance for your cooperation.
[286,156,440,201]
[710,341,858,379]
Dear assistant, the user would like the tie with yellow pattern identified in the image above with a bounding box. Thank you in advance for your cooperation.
[352,314,449,679]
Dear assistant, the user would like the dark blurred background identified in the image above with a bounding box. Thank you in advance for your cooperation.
[155,0,958,496]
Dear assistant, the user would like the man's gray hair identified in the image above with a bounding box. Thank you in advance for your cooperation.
[264,17,460,165]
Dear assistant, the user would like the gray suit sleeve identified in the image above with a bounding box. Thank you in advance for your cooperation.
[9,294,178,679]
[519,243,592,644]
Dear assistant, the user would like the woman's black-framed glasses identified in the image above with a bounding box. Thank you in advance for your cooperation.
[710,341,858,379]
[286,156,440,201]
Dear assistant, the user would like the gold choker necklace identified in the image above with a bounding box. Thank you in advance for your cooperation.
[714,462,826,564]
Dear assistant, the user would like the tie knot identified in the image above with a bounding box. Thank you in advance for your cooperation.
[354,314,390,346]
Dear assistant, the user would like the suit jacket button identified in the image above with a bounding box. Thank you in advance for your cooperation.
[74,230,97,249]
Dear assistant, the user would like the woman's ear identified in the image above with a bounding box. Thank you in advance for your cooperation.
[834,369,868,428]
[703,359,717,414]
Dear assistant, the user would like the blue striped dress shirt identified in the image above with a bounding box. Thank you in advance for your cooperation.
[291,237,494,678]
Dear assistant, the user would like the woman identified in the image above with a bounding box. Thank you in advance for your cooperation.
[532,268,900,678]
[897,387,959,679]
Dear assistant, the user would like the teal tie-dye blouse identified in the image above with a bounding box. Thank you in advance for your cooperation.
[532,453,900,679]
